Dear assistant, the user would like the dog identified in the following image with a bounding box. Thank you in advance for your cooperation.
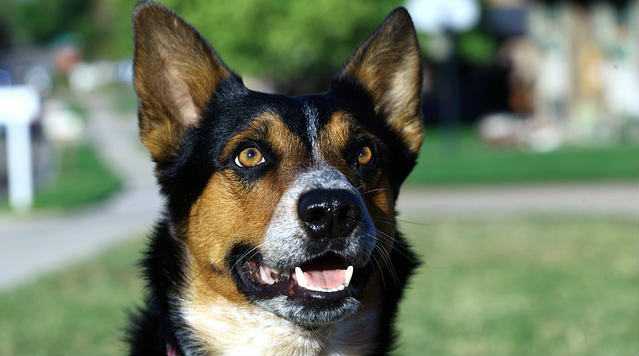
[128,1,424,355]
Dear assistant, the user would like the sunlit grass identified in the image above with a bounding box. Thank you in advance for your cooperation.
[0,216,636,355]
[395,215,638,355]
[408,130,638,185]
[0,238,144,355]
[37,144,121,209]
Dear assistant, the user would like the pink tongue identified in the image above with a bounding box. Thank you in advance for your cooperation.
[303,269,346,289]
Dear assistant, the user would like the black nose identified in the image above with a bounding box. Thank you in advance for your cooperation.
[297,189,361,239]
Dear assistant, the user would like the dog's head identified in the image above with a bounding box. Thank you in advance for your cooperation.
[133,2,422,327]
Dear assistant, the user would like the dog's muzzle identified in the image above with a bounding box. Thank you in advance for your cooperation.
[229,168,377,325]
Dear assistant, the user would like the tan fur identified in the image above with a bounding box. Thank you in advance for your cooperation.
[185,113,306,301]
[318,111,352,168]
[342,9,424,154]
[179,111,398,355]
[132,4,421,355]
[133,3,230,161]
[319,113,397,268]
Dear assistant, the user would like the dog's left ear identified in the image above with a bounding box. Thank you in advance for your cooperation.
[338,8,423,154]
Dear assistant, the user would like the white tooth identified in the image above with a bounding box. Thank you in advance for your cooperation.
[295,267,307,288]
[259,265,275,285]
[344,266,354,287]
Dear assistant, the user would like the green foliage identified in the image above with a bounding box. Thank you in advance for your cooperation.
[6,0,403,88]
[143,0,401,88]
[168,1,391,80]
[3,0,501,89]
[457,30,497,65]
[3,0,94,44]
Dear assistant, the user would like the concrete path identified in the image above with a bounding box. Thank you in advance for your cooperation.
[0,94,162,289]
[397,183,638,217]
[0,92,636,289]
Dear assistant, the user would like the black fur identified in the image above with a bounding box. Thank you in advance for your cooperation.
[128,3,422,355]
[127,82,421,355]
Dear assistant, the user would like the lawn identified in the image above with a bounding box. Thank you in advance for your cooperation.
[0,238,144,355]
[0,215,636,355]
[395,215,638,355]
[407,129,638,185]
[1,143,122,211]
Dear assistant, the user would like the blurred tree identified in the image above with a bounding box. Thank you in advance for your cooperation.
[4,0,403,92]
[5,0,94,45]
[106,0,401,92]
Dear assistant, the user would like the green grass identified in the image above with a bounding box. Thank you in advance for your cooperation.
[407,130,638,185]
[395,215,638,355]
[0,216,636,355]
[1,143,122,211]
[0,238,145,355]
[34,144,122,210]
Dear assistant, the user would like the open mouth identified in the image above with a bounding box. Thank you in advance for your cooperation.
[232,249,367,303]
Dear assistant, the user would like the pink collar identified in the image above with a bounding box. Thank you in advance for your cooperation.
[167,344,179,356]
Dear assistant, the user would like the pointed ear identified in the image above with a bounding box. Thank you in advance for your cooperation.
[132,1,233,161]
[340,8,423,154]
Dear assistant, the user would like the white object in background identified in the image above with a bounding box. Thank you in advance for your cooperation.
[405,0,479,34]
[0,86,41,213]
[42,100,84,144]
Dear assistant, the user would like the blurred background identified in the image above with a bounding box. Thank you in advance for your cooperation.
[0,0,637,354]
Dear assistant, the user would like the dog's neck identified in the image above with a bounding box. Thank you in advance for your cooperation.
[175,294,380,356]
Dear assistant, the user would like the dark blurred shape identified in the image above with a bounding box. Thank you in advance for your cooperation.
[0,69,11,86]
[485,6,527,38]
[0,17,10,53]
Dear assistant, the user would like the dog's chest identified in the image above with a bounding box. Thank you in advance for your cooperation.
[179,297,380,356]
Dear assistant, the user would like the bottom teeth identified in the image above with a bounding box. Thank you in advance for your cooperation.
[303,284,345,292]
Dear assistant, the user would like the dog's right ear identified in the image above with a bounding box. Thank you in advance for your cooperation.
[132,1,234,161]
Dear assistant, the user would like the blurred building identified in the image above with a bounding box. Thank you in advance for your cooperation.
[420,0,638,148]
[526,0,639,145]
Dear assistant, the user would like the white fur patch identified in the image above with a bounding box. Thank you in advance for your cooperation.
[180,295,379,356]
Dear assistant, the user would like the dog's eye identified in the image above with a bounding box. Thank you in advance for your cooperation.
[356,145,374,166]
[235,147,265,168]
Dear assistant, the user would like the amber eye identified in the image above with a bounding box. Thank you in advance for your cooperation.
[356,145,374,166]
[234,147,265,168]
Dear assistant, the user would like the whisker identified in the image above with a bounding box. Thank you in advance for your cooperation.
[361,188,388,195]
[396,218,432,227]
[364,230,400,287]
[373,229,419,264]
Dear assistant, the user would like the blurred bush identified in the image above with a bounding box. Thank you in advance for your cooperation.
[160,0,399,91]
[2,0,402,92]
[2,0,94,45]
